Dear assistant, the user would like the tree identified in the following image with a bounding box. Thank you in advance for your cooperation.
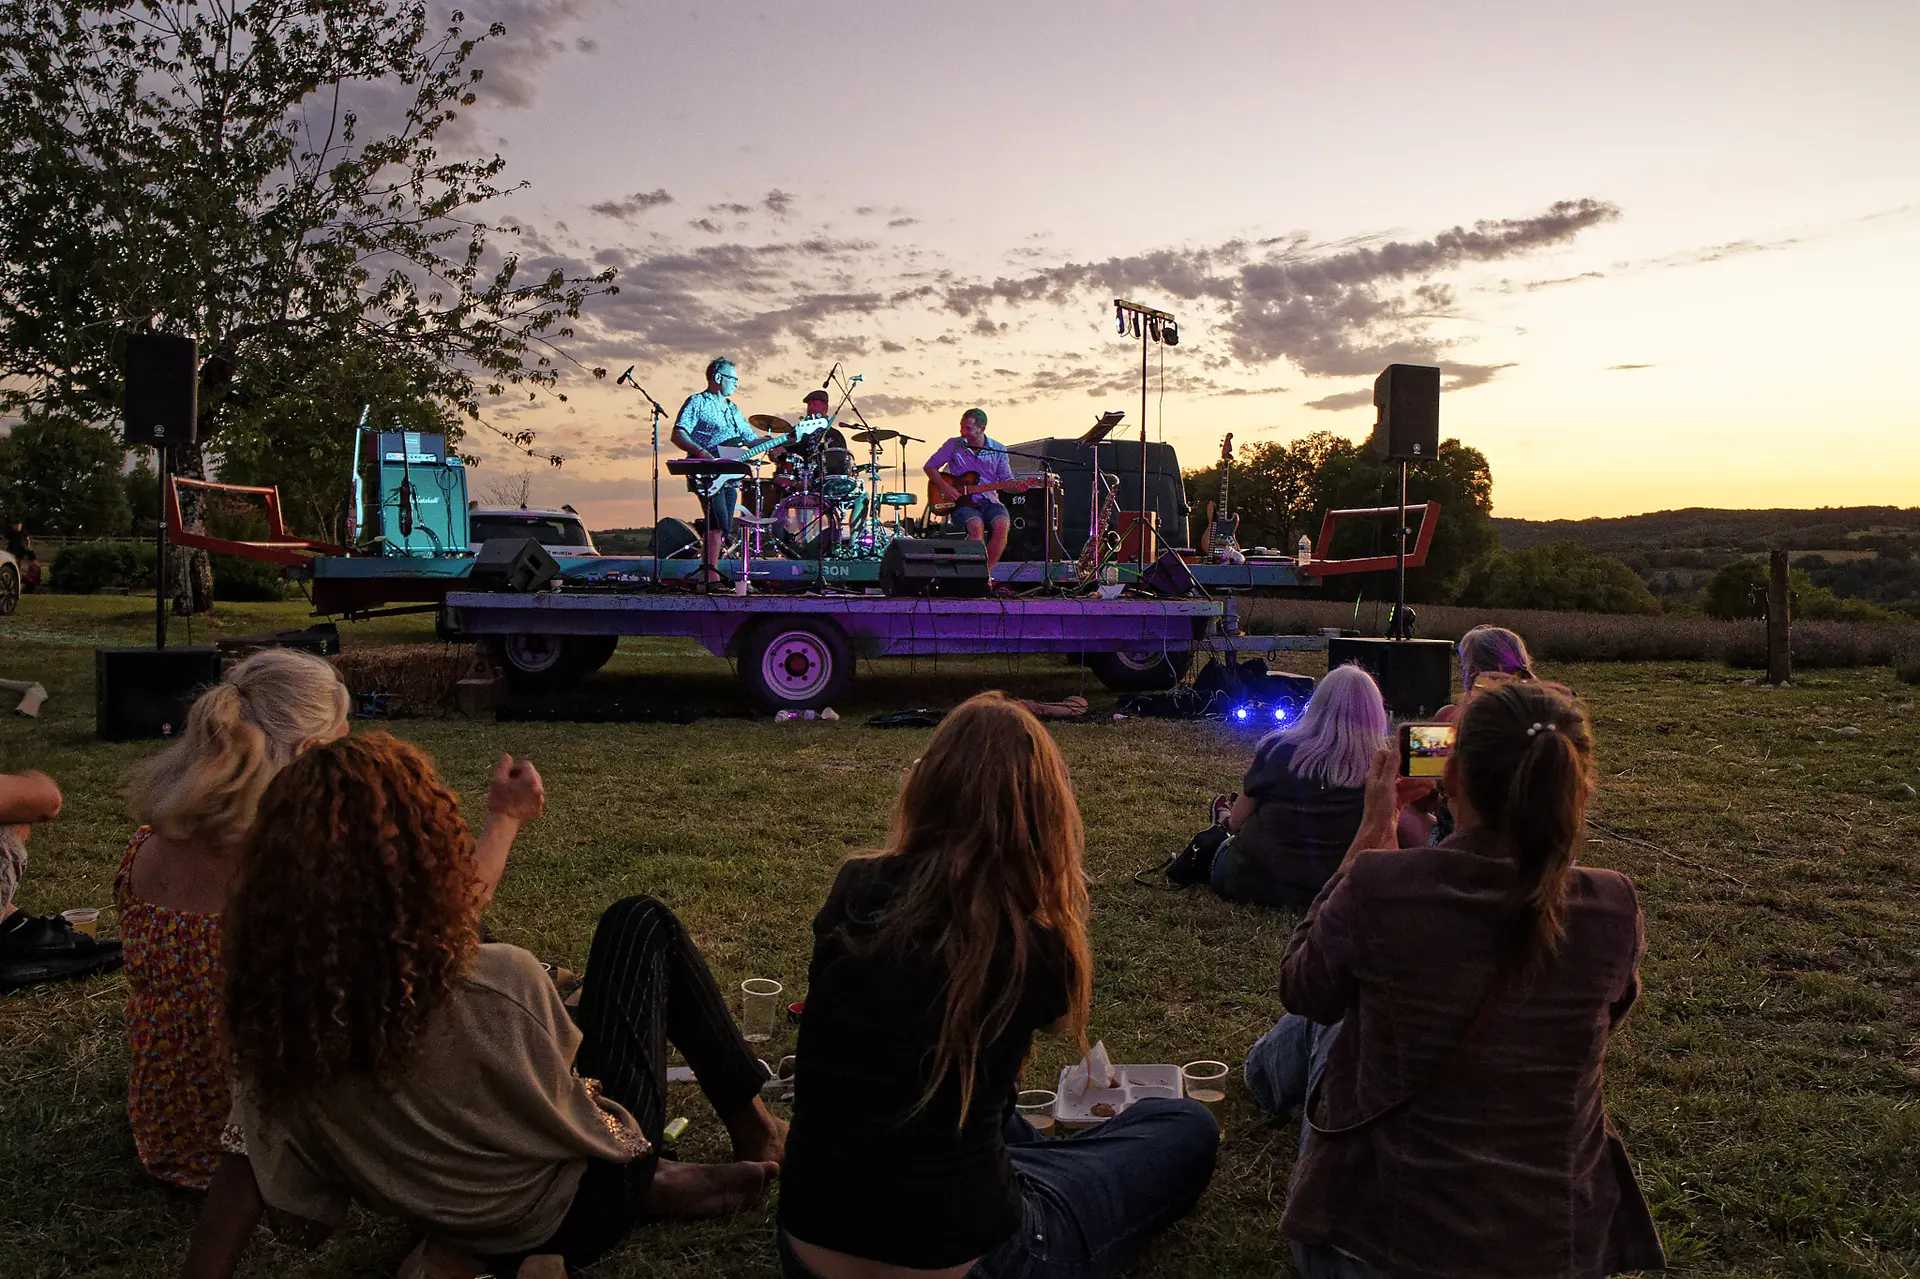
[1459,541,1662,614]
[0,0,615,611]
[1699,558,1890,622]
[0,412,132,535]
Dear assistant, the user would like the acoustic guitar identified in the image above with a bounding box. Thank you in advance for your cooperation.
[927,469,1058,518]
[1202,434,1240,555]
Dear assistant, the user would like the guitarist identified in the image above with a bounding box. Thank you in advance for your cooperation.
[672,357,773,579]
[923,408,1042,585]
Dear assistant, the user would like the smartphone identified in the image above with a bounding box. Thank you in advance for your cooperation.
[1398,721,1457,779]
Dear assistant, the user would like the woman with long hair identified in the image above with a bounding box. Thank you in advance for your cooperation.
[1244,678,1663,1278]
[1171,664,1391,907]
[117,647,350,1189]
[779,693,1219,1279]
[1456,623,1536,692]
[182,733,783,1278]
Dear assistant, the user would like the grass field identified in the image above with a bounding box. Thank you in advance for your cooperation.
[3,596,1918,1277]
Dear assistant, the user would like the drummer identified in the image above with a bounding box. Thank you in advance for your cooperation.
[789,389,845,456]
[672,357,771,579]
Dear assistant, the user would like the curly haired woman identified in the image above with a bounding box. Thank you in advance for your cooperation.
[181,733,783,1277]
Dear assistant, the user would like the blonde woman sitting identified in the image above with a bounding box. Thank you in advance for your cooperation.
[117,649,350,1190]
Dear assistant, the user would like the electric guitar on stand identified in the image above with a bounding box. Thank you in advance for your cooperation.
[1202,434,1240,557]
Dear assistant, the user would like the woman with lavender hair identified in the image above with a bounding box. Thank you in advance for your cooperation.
[1183,665,1392,909]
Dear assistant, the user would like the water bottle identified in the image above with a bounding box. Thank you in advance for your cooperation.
[775,710,798,723]
[1101,563,1119,586]
[1297,535,1312,566]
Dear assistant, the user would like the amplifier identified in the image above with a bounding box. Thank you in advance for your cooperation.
[1003,488,1058,560]
[1327,637,1454,720]
[880,537,990,598]
[95,646,223,741]
[362,432,468,556]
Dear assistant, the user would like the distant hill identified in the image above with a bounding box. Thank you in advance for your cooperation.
[1493,507,1920,555]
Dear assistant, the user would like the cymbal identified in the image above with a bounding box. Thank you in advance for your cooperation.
[749,414,792,433]
[851,428,899,445]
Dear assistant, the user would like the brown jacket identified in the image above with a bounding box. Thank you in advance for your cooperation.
[1279,830,1664,1279]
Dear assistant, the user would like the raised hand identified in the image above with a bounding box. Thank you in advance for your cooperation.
[487,754,546,825]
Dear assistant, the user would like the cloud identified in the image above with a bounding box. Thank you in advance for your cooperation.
[1208,383,1291,398]
[764,190,797,217]
[710,202,754,216]
[688,217,725,234]
[938,199,1621,378]
[1304,389,1374,412]
[461,0,601,111]
[1626,234,1800,270]
[888,217,918,228]
[588,188,674,220]
[1606,362,1655,371]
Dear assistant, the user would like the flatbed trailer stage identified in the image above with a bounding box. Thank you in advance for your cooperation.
[441,589,1229,709]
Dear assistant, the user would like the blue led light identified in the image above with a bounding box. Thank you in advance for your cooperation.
[1273,705,1289,722]
[1233,705,1250,721]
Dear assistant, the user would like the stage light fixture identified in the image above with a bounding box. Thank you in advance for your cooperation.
[1148,317,1162,343]
[1116,304,1126,334]
[1164,321,1179,347]
[1131,314,1142,338]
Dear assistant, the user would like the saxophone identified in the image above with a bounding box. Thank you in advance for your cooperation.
[1078,470,1123,584]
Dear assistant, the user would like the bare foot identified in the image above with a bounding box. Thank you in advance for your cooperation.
[724,1097,789,1165]
[642,1158,778,1218]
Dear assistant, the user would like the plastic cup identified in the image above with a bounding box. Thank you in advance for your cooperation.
[1181,1060,1230,1113]
[61,908,100,937]
[741,978,784,1043]
[1016,1089,1057,1133]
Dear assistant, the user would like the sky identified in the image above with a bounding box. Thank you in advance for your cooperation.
[434,0,1919,527]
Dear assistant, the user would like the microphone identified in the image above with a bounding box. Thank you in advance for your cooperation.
[618,366,634,386]
[820,362,839,390]
[850,374,863,384]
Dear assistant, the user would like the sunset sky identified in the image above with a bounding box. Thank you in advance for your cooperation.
[446,0,1919,526]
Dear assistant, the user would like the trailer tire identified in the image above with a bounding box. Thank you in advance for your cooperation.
[0,563,17,616]
[495,634,618,694]
[739,618,853,711]
[1085,648,1193,692]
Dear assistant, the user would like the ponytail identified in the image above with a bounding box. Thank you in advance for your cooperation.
[1455,679,1594,970]
[128,649,351,849]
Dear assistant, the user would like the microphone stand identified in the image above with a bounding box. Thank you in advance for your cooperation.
[990,446,1086,593]
[617,370,670,575]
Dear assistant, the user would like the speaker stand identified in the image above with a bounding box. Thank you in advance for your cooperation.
[1392,457,1409,640]
[154,442,169,648]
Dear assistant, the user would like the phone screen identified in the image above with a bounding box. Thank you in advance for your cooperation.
[1399,722,1457,779]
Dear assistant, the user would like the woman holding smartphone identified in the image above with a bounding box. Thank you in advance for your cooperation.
[1244,677,1662,1278]
[778,692,1219,1279]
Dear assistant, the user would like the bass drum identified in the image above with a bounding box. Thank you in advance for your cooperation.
[776,494,840,558]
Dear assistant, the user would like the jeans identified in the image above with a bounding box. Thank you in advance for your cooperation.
[779,1097,1219,1279]
[951,496,1007,534]
[1244,1016,1387,1279]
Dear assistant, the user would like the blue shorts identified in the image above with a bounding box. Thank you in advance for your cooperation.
[950,495,1007,531]
[703,481,739,537]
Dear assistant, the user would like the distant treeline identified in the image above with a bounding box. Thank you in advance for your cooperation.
[1492,507,1920,555]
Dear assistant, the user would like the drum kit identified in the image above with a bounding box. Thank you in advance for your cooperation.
[736,414,918,561]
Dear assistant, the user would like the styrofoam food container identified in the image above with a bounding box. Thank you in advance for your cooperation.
[1053,1063,1182,1125]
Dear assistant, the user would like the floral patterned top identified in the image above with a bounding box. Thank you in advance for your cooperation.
[114,827,227,1190]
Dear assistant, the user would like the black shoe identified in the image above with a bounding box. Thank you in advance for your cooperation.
[0,911,123,994]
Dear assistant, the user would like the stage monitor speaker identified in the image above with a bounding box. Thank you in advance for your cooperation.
[95,646,222,741]
[653,517,699,560]
[1139,549,1199,599]
[1002,489,1057,561]
[1327,637,1453,720]
[1369,363,1440,462]
[124,333,198,447]
[467,536,560,593]
[880,537,990,598]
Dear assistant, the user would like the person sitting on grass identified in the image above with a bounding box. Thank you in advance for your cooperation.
[0,768,122,993]
[182,732,784,1279]
[1169,664,1389,907]
[1242,677,1664,1279]
[1400,624,1540,846]
[778,692,1219,1279]
[117,647,351,1190]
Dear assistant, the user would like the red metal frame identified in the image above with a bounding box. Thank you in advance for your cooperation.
[166,476,344,567]
[1305,501,1441,577]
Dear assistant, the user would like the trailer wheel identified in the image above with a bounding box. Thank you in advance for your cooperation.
[739,618,853,711]
[0,563,17,616]
[1085,648,1193,692]
[495,634,618,693]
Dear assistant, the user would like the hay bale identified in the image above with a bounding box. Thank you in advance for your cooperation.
[329,644,478,716]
